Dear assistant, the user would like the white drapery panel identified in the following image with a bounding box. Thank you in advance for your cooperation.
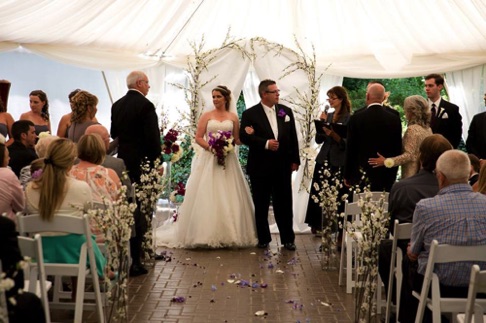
[446,65,486,140]
[1,0,485,77]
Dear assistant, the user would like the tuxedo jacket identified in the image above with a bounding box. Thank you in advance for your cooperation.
[431,99,463,148]
[344,104,402,191]
[240,103,300,176]
[111,90,161,183]
[466,110,486,159]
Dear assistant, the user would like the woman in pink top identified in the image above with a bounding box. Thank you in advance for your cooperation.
[0,134,25,221]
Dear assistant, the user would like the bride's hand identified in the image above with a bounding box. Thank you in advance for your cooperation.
[245,126,254,135]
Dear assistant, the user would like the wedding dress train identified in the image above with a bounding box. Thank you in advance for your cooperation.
[155,119,257,248]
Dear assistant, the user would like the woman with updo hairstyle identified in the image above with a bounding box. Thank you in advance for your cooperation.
[67,90,99,143]
[70,133,120,205]
[369,95,433,178]
[20,90,51,136]
[24,138,106,277]
[155,84,257,248]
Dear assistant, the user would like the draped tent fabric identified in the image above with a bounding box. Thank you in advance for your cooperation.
[1,0,486,233]
[1,0,486,76]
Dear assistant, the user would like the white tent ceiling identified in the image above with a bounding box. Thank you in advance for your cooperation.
[1,0,486,78]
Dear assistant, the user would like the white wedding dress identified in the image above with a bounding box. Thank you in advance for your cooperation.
[155,119,257,248]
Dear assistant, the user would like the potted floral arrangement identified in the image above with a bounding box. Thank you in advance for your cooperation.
[161,129,183,163]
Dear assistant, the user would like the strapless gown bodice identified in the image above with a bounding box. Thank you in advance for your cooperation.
[156,119,257,248]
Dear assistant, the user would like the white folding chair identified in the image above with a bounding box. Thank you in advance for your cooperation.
[353,191,389,204]
[339,200,362,294]
[17,235,51,323]
[385,220,412,323]
[457,265,486,323]
[17,214,105,323]
[414,240,486,323]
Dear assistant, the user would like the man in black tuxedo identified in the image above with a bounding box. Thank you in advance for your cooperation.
[111,71,161,276]
[240,79,300,251]
[466,93,486,159]
[344,83,402,192]
[425,73,463,148]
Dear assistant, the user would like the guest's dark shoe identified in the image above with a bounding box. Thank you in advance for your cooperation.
[129,264,148,277]
[257,242,269,249]
[284,243,296,251]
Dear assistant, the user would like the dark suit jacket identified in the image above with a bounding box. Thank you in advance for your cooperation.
[111,90,161,183]
[431,99,463,148]
[240,103,300,176]
[466,110,486,159]
[0,216,24,295]
[8,141,38,178]
[315,112,350,167]
[344,104,402,191]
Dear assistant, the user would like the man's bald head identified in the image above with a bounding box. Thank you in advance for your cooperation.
[85,124,110,151]
[366,83,385,105]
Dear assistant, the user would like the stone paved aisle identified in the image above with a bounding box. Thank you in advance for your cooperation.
[51,233,356,322]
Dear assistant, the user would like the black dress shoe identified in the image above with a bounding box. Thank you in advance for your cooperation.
[129,264,148,277]
[284,243,296,251]
[257,242,269,249]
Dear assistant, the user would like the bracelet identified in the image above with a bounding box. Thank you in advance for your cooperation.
[384,158,395,168]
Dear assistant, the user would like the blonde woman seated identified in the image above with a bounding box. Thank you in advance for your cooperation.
[368,95,433,179]
[24,138,106,277]
[70,134,121,206]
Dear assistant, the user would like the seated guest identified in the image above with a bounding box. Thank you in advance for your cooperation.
[378,134,452,323]
[19,90,51,135]
[473,162,486,194]
[368,95,432,179]
[67,90,99,143]
[24,138,106,277]
[19,132,59,189]
[407,149,486,322]
[468,153,480,186]
[8,120,38,177]
[0,134,24,222]
[70,134,121,204]
[85,124,132,194]
[0,216,46,323]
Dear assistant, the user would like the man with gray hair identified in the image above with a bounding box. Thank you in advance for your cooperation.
[111,71,161,276]
[407,149,486,320]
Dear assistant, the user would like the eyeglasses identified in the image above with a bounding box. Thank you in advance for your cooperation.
[266,90,280,94]
[139,80,149,84]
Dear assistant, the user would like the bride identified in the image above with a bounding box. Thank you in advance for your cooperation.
[156,85,257,248]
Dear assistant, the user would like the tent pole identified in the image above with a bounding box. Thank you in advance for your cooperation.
[101,71,114,105]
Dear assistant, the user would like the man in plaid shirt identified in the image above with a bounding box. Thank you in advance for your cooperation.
[407,149,486,320]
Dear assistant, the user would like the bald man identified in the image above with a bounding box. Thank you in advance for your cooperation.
[344,83,402,191]
[85,124,132,197]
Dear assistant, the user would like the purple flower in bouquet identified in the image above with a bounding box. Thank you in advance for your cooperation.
[277,108,286,118]
[207,130,234,169]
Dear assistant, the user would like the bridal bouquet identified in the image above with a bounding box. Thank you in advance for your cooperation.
[161,128,183,163]
[207,130,234,169]
[169,182,186,204]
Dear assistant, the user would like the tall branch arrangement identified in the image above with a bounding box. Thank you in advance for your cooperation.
[87,184,137,322]
[250,37,330,191]
[170,30,250,141]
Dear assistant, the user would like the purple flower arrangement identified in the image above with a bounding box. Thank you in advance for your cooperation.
[207,130,234,169]
[161,128,182,163]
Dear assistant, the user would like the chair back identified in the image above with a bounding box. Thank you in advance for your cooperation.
[16,213,104,323]
[353,191,389,203]
[17,235,51,323]
[415,240,486,323]
[463,265,486,323]
[385,220,413,323]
